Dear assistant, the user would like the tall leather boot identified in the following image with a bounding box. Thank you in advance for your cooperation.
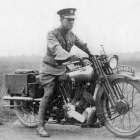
[37,81,55,137]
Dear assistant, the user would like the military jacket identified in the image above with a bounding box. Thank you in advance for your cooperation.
[40,26,89,75]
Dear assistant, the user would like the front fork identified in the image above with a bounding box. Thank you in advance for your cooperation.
[95,76,124,108]
[92,56,123,107]
[101,79,118,107]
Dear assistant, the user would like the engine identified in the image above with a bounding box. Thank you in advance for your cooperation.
[44,73,97,125]
[59,80,97,125]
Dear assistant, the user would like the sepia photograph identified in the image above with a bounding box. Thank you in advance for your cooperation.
[0,0,140,139]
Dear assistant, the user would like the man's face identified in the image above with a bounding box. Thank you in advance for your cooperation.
[61,18,75,30]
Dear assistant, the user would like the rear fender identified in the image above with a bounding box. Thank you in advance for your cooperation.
[95,73,140,122]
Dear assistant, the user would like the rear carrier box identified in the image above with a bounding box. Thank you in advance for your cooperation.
[6,71,37,96]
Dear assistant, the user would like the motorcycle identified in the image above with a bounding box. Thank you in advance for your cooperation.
[3,48,140,138]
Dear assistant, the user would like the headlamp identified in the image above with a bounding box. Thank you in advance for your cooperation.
[108,55,118,70]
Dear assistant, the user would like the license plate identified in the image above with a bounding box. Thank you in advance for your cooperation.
[117,65,135,74]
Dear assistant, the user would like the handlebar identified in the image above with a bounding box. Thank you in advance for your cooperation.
[63,60,80,65]
[62,52,95,66]
[62,57,91,66]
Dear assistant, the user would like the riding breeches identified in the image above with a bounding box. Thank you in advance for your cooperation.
[37,74,56,126]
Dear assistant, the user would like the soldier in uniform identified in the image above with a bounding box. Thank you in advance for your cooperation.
[37,8,91,137]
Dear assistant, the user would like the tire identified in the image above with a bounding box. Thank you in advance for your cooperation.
[14,101,38,127]
[101,79,140,138]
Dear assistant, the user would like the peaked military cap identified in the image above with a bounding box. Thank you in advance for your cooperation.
[57,8,76,18]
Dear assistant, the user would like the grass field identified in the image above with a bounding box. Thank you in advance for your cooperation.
[0,85,17,124]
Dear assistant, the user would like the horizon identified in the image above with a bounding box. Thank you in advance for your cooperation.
[0,49,140,58]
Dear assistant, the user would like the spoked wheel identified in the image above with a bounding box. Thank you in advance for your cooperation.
[14,101,39,127]
[102,79,140,138]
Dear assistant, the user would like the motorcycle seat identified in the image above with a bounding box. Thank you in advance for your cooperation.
[15,69,39,75]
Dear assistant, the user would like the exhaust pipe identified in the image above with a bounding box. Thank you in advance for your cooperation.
[3,96,41,102]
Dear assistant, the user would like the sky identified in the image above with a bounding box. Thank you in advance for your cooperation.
[1,0,140,56]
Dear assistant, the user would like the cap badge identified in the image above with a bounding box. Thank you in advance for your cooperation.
[70,10,74,14]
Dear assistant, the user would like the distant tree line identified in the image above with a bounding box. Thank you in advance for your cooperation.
[118,52,140,72]
[0,53,140,86]
[0,55,42,86]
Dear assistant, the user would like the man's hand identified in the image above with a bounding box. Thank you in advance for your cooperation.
[69,55,79,62]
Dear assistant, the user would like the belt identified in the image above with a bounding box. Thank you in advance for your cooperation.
[43,61,57,67]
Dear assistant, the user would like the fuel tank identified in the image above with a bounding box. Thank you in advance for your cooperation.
[67,66,94,81]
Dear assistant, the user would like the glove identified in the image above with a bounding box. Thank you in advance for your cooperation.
[83,59,92,66]
[68,55,79,62]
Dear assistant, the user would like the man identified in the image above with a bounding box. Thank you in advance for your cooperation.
[37,8,91,137]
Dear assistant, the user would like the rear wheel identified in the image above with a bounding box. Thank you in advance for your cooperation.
[14,101,39,127]
[102,79,140,138]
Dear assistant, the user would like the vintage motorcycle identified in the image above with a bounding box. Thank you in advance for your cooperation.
[3,48,140,138]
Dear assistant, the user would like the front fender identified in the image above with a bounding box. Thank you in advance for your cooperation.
[95,72,140,122]
[108,72,140,82]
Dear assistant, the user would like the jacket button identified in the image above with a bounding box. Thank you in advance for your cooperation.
[67,41,69,43]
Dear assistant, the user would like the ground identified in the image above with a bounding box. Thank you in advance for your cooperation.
[0,119,139,140]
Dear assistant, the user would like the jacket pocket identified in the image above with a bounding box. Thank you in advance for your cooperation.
[58,39,66,49]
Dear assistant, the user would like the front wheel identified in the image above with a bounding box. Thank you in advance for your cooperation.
[14,101,39,127]
[101,79,140,138]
